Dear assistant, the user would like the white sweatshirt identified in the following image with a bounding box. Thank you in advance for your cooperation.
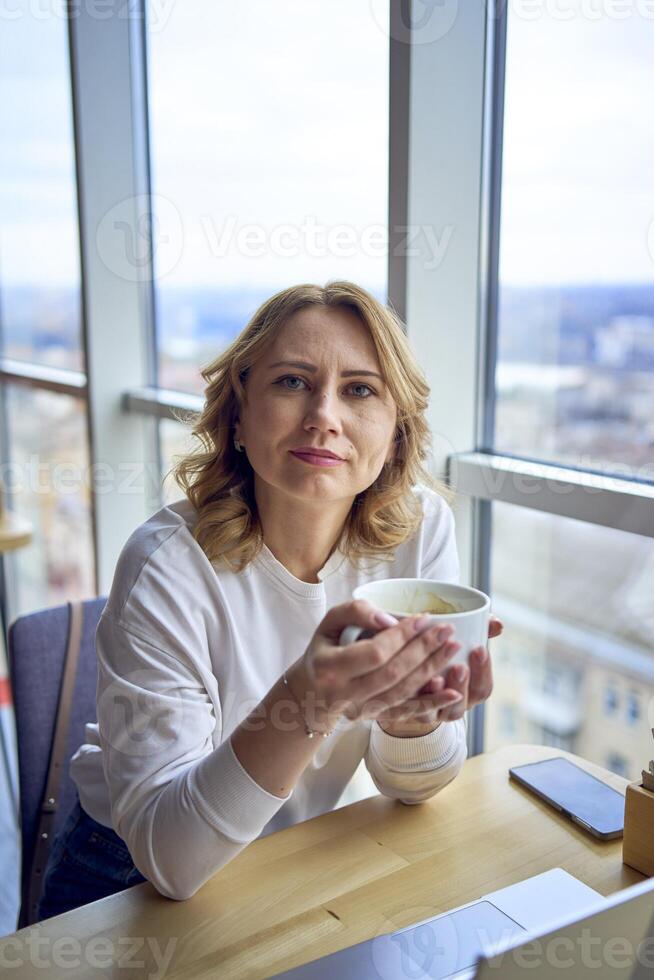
[70,484,467,900]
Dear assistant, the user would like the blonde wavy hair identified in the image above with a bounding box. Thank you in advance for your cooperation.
[173,280,452,574]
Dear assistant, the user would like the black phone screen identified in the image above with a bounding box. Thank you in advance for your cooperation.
[509,757,625,838]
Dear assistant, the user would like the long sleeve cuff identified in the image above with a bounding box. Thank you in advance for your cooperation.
[190,736,292,844]
[365,717,467,804]
[369,719,464,771]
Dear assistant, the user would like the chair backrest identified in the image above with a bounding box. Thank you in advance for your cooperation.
[8,596,106,926]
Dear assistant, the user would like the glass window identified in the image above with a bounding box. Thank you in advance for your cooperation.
[2,386,95,615]
[499,703,517,738]
[606,753,629,780]
[543,666,561,697]
[0,7,82,371]
[604,683,619,717]
[146,1,390,394]
[160,418,195,505]
[484,501,654,779]
[626,691,641,726]
[537,727,573,754]
[494,11,654,479]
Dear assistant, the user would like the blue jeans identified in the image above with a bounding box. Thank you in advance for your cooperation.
[36,796,147,922]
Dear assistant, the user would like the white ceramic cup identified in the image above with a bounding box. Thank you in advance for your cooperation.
[338,578,491,672]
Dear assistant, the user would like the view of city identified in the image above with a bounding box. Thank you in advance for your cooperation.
[486,502,654,780]
[3,280,653,494]
[495,283,654,475]
[3,280,652,480]
[1,383,95,615]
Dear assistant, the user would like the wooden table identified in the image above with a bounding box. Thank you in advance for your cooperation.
[0,508,33,633]
[0,510,33,556]
[0,744,644,978]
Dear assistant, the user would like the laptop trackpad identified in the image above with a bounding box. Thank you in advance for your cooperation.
[378,901,525,979]
[273,901,525,979]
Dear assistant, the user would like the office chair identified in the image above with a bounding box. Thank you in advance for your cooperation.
[8,597,105,927]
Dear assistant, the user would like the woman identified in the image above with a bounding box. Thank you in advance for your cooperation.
[37,281,501,920]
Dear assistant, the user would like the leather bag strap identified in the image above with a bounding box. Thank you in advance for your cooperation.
[26,600,84,924]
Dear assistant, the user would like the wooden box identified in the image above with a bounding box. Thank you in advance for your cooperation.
[623,781,654,877]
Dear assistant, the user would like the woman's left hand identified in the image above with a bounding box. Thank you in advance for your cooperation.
[377,616,503,737]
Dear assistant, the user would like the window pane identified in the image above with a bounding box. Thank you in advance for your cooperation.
[160,418,194,505]
[0,7,82,371]
[485,501,654,779]
[147,0,389,394]
[494,11,654,478]
[2,386,95,614]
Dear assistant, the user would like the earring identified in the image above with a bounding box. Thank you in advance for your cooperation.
[234,437,244,453]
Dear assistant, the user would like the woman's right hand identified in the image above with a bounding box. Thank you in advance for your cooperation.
[290,599,462,733]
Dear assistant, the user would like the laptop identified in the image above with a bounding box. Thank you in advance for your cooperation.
[269,868,654,979]
[475,875,654,980]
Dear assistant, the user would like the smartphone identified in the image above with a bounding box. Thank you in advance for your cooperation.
[509,756,625,840]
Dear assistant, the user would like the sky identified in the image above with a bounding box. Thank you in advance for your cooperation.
[499,4,654,286]
[1,0,654,290]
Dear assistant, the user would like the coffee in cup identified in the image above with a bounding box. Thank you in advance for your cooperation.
[338,578,491,673]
